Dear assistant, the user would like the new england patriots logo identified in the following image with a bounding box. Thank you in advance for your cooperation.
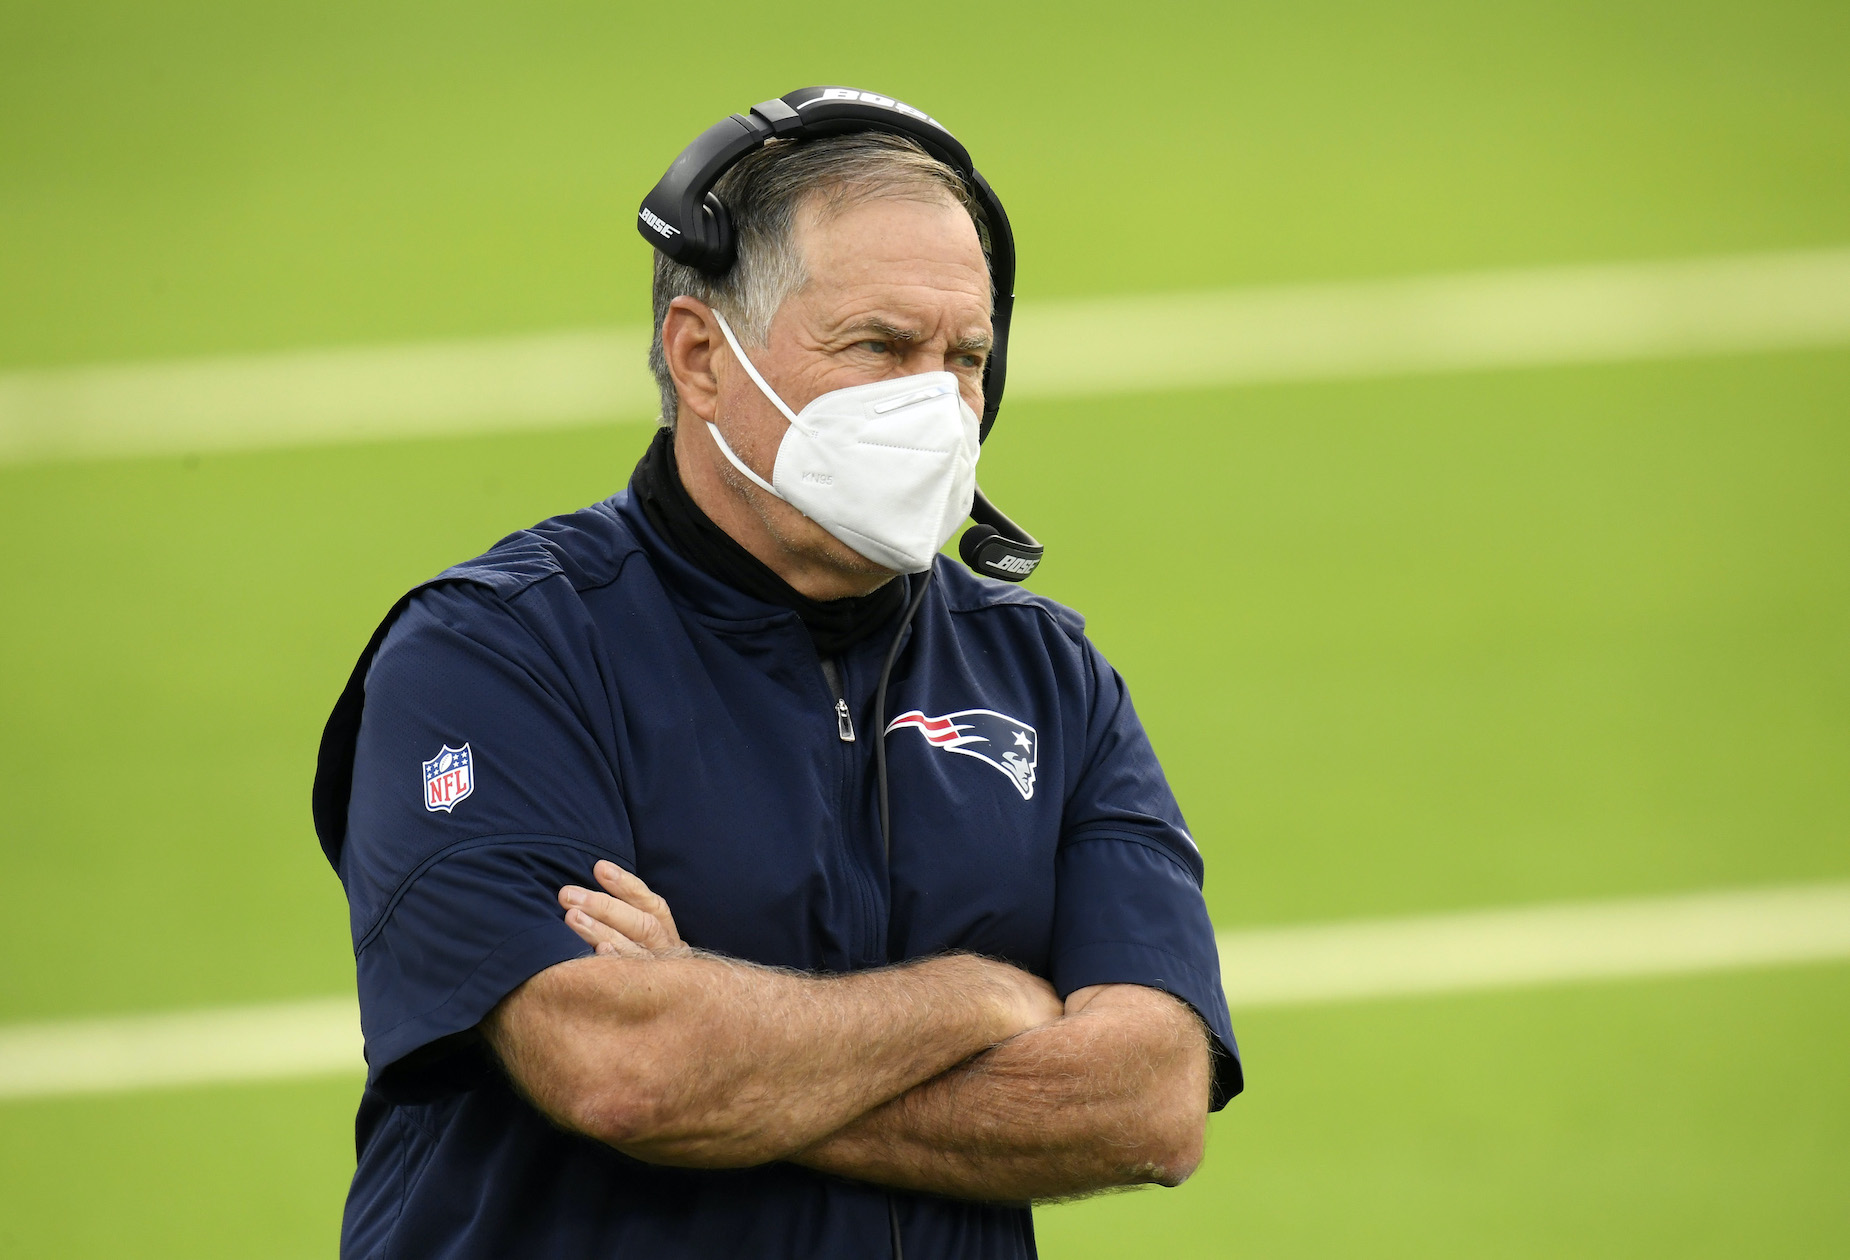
[884,709,1038,801]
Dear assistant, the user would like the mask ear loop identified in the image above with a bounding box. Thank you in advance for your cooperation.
[704,309,801,499]
[712,309,801,424]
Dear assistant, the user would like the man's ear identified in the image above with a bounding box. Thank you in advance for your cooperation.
[662,297,721,425]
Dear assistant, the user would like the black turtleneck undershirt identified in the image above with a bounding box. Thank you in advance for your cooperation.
[630,426,906,658]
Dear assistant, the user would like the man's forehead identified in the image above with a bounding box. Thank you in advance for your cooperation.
[797,197,990,279]
[783,196,992,342]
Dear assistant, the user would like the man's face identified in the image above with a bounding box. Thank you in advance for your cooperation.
[701,192,994,583]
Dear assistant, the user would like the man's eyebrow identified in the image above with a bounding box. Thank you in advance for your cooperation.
[843,319,920,343]
[840,320,993,353]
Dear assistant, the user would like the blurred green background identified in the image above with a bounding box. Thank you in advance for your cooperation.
[2,0,1847,1255]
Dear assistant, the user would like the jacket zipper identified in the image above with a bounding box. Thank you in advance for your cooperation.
[821,657,855,741]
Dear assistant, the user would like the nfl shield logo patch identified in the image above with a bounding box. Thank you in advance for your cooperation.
[423,743,475,813]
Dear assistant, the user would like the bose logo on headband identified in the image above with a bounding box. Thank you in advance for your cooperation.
[987,554,1039,576]
[809,88,939,127]
[639,208,681,239]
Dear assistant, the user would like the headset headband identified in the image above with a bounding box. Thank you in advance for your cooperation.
[637,86,1016,440]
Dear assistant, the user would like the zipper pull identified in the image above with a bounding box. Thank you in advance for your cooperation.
[835,698,856,743]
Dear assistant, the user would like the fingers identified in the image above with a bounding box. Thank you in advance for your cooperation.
[559,885,663,950]
[563,904,649,958]
[557,862,683,954]
[593,860,683,948]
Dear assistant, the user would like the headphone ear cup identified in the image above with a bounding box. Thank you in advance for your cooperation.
[695,192,736,273]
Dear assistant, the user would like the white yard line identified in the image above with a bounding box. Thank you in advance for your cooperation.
[1216,880,1850,1008]
[0,997,362,1101]
[1007,246,1850,396]
[4,247,1848,466]
[2,881,1845,1102]
[0,328,658,466]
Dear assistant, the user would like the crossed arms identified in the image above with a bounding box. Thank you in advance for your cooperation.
[481,861,1213,1202]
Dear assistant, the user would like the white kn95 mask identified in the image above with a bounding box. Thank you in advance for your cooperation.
[706,309,981,574]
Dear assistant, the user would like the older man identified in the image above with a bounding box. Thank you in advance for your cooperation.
[314,90,1239,1260]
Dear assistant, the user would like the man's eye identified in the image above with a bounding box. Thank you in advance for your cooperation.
[855,339,891,355]
[954,353,986,371]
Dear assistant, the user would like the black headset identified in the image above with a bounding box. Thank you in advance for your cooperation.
[637,85,1045,584]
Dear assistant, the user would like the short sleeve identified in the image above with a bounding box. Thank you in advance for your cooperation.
[340,582,633,1097]
[1050,640,1243,1107]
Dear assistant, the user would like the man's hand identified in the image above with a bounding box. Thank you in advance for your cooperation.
[553,865,1211,1200]
[559,861,686,956]
[559,861,1063,1033]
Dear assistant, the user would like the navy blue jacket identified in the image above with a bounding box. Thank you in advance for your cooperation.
[313,486,1241,1259]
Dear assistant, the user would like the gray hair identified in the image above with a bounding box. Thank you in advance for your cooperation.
[647,132,990,429]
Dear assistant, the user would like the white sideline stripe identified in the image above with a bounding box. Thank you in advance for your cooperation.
[3,882,1846,1102]
[0,997,363,1101]
[1216,880,1850,1008]
[4,247,1849,466]
[0,328,659,466]
[1008,246,1850,396]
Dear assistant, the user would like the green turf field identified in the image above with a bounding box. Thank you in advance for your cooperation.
[3,1,1847,1255]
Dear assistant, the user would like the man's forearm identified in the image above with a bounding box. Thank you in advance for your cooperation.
[790,984,1212,1202]
[484,950,1051,1169]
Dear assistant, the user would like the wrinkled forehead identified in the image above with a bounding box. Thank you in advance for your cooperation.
[788,189,994,324]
